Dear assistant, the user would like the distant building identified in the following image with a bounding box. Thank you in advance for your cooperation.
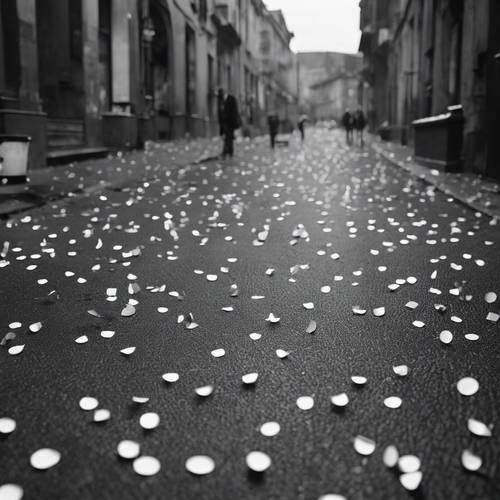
[309,74,360,122]
[359,0,500,178]
[0,0,298,169]
[296,52,363,120]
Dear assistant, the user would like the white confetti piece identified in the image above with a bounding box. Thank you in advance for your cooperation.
[352,306,367,315]
[157,307,169,313]
[353,435,376,456]
[8,345,24,356]
[29,322,42,333]
[0,484,23,500]
[351,375,367,385]
[265,268,275,276]
[318,495,346,500]
[457,377,479,396]
[330,393,349,407]
[412,320,425,328]
[206,274,218,282]
[195,385,214,397]
[249,332,262,340]
[133,456,161,476]
[79,397,98,411]
[407,277,417,284]
[162,373,179,383]
[185,455,215,475]
[439,330,453,344]
[0,418,16,434]
[465,333,479,341]
[265,313,280,324]
[139,412,160,430]
[8,322,21,330]
[260,422,280,437]
[321,286,331,293]
[75,335,88,344]
[276,349,289,359]
[461,449,482,471]
[120,347,136,356]
[242,373,258,385]
[296,396,314,410]
[93,409,111,422]
[117,440,140,459]
[450,316,462,323]
[211,348,225,358]
[30,448,61,470]
[467,418,492,437]
[383,445,399,468]
[101,330,115,338]
[398,455,421,473]
[405,301,418,309]
[306,320,317,334]
[132,397,149,404]
[400,471,422,491]
[303,302,314,310]
[485,292,497,304]
[384,396,402,409]
[246,451,271,472]
[373,307,385,317]
[121,304,136,317]
[486,312,499,322]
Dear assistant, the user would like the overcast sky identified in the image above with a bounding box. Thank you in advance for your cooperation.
[263,0,361,54]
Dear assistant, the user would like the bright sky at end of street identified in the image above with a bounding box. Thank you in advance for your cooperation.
[263,0,361,54]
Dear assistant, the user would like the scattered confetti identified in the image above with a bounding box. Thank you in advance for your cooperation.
[353,435,376,456]
[0,418,16,435]
[139,412,160,430]
[457,377,479,396]
[117,440,140,459]
[461,449,482,471]
[133,456,161,476]
[30,448,61,470]
[246,451,271,472]
[260,422,280,437]
[185,455,215,475]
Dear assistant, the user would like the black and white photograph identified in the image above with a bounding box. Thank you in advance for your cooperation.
[1,0,499,498]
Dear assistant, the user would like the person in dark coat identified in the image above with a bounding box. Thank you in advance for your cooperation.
[341,109,354,145]
[297,114,308,142]
[354,108,367,147]
[267,113,280,149]
[218,88,241,159]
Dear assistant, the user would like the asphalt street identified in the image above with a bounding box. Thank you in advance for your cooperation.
[1,129,499,500]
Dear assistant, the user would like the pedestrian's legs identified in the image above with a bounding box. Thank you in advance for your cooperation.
[270,132,275,149]
[225,130,234,157]
[300,127,305,142]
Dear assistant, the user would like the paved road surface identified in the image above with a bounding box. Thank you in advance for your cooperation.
[1,130,499,499]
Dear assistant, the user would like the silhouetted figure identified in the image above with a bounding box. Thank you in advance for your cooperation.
[342,109,354,145]
[218,88,241,159]
[267,114,280,149]
[354,109,366,147]
[297,114,308,142]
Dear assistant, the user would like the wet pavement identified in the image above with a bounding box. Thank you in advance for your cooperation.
[1,129,499,500]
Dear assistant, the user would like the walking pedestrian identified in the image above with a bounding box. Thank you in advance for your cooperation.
[297,114,308,143]
[354,108,367,147]
[341,109,354,146]
[217,88,241,159]
[267,113,280,150]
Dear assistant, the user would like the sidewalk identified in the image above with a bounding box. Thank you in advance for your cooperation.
[372,137,500,220]
[0,136,222,217]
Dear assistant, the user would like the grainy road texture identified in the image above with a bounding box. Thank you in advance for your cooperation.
[1,130,499,500]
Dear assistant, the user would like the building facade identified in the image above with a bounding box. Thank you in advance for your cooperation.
[0,0,298,169]
[359,0,500,178]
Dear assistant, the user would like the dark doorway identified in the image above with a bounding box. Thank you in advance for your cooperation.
[98,0,112,113]
[0,1,20,100]
[36,0,85,148]
[486,1,500,179]
[149,0,172,139]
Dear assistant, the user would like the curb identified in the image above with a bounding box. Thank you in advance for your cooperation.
[372,143,499,220]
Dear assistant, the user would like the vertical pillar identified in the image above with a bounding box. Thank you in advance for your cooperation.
[82,0,100,145]
[16,0,39,109]
[111,0,131,109]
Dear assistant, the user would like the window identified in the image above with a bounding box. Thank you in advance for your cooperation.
[0,0,20,95]
[185,25,196,115]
